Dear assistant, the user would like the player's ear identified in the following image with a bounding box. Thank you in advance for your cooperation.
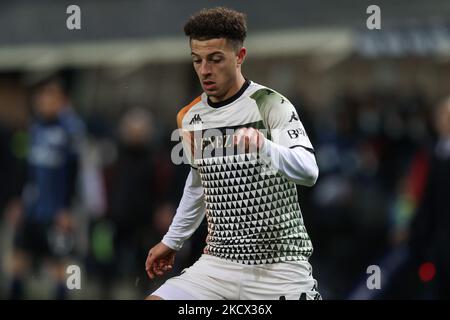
[237,47,246,66]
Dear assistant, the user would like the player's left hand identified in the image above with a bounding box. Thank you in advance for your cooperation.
[233,127,265,152]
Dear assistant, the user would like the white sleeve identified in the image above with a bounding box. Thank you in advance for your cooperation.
[255,89,318,186]
[260,139,319,186]
[162,168,206,250]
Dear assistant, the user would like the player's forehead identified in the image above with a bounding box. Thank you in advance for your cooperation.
[190,38,232,56]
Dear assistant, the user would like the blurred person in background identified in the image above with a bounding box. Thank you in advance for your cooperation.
[6,74,85,299]
[106,108,174,296]
[409,97,450,299]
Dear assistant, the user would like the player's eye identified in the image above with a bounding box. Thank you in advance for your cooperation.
[211,58,223,63]
[193,59,202,64]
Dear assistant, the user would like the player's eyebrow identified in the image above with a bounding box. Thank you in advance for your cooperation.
[191,51,225,58]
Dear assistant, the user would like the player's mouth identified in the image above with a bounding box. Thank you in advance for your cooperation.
[202,80,216,90]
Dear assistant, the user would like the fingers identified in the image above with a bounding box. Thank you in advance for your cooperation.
[145,243,177,280]
[152,262,161,276]
[146,250,174,279]
[151,259,173,278]
[153,260,163,276]
[159,258,173,272]
[234,128,264,152]
[250,132,260,149]
[145,251,155,279]
[233,129,243,146]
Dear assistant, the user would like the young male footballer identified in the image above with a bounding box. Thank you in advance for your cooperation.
[145,7,321,300]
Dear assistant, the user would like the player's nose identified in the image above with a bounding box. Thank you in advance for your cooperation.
[199,61,212,76]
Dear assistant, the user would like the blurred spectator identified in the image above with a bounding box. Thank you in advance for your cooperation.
[309,90,432,298]
[6,74,85,299]
[105,108,173,296]
[409,97,450,299]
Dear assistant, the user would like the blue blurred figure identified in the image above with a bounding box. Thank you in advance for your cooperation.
[8,74,85,299]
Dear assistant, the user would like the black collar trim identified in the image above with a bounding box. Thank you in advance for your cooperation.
[207,79,251,108]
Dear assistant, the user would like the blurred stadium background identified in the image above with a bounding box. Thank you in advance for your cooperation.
[1,0,450,299]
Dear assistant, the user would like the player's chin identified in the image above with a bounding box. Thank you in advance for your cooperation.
[202,86,219,95]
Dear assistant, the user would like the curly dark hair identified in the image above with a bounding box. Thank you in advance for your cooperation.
[184,7,247,49]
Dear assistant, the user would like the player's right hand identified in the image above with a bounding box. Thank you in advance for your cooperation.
[145,242,176,279]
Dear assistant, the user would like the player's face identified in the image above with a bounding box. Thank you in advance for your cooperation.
[190,38,245,102]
